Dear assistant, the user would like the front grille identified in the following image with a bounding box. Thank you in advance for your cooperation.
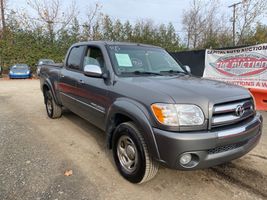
[211,98,255,128]
[208,140,247,154]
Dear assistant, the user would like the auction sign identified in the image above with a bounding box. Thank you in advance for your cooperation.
[203,44,267,89]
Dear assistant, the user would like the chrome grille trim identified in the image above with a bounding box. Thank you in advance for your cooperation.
[211,98,254,128]
[212,112,254,125]
[213,100,252,114]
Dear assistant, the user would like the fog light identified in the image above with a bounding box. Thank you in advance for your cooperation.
[180,153,192,165]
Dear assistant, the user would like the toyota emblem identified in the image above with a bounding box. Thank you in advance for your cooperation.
[235,105,245,117]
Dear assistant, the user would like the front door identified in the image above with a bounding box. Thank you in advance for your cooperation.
[74,46,109,130]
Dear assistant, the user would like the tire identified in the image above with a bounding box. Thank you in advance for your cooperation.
[44,90,62,119]
[112,122,158,184]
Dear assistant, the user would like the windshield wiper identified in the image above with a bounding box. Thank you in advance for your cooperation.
[159,70,188,75]
[134,71,163,76]
[121,71,162,76]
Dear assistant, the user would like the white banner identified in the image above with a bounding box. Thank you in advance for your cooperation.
[203,43,267,90]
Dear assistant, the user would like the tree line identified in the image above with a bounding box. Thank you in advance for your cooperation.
[0,0,267,70]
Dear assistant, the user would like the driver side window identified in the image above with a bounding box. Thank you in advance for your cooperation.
[83,47,105,69]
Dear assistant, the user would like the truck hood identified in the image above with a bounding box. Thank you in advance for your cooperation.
[119,75,250,114]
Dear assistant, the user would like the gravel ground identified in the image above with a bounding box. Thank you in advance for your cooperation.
[0,79,266,200]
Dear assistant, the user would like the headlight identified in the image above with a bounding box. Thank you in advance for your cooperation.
[174,104,205,126]
[151,103,204,126]
[26,70,30,74]
[10,71,14,74]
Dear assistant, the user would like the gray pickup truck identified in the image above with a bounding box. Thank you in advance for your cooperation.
[40,41,262,183]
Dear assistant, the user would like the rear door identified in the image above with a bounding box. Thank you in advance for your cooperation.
[58,45,86,113]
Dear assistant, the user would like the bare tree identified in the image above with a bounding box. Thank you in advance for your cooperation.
[27,0,76,42]
[182,0,221,48]
[236,0,267,44]
[0,0,6,33]
[82,2,102,40]
[182,0,234,48]
[182,0,204,48]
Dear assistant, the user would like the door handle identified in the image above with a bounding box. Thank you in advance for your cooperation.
[60,74,65,78]
[78,79,85,84]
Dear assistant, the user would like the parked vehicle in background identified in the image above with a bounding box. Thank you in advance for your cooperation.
[9,64,31,79]
[39,41,262,184]
[36,59,55,76]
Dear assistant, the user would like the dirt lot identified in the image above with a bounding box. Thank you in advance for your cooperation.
[0,79,266,200]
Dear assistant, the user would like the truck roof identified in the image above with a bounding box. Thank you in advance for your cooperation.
[73,41,162,49]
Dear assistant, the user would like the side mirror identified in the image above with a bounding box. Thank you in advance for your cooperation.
[184,65,191,74]
[84,64,103,78]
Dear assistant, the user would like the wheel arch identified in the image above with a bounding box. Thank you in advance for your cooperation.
[105,98,161,161]
[42,79,60,105]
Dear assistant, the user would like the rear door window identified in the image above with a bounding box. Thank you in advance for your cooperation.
[67,46,86,71]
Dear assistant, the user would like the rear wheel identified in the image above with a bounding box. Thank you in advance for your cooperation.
[44,90,62,119]
[112,122,158,183]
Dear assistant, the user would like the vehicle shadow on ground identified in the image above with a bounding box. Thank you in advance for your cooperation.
[62,110,106,146]
[61,111,116,166]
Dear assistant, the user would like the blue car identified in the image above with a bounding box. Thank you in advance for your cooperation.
[9,64,31,79]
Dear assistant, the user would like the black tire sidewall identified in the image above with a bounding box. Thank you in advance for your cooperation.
[112,123,146,183]
[44,90,53,118]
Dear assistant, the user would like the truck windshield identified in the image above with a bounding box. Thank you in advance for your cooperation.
[107,45,185,76]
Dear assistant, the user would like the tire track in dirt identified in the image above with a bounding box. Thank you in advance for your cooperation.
[249,154,267,160]
[210,163,267,199]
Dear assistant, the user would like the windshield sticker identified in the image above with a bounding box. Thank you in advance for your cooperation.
[131,58,143,67]
[115,53,133,67]
[109,46,120,52]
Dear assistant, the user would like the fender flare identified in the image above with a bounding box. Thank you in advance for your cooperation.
[42,78,60,105]
[105,98,161,161]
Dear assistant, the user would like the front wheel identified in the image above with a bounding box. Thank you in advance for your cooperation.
[112,122,158,184]
[44,90,62,119]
